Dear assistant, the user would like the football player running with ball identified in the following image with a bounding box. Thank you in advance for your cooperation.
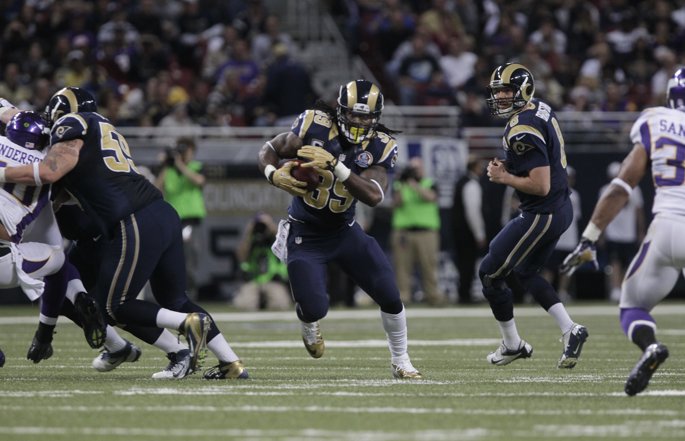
[562,67,685,395]
[258,79,422,379]
[480,63,588,369]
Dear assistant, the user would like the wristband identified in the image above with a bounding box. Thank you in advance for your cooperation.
[0,168,5,183]
[610,177,632,195]
[33,162,42,186]
[582,222,602,242]
[264,164,277,184]
[333,161,351,182]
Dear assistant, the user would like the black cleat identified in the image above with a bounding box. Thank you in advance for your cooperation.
[74,292,107,349]
[625,343,669,396]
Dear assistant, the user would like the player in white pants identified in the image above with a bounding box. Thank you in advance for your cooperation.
[562,67,685,395]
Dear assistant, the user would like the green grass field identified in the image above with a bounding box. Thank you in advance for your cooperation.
[0,302,683,441]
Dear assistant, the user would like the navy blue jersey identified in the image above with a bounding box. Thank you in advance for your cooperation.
[49,112,161,235]
[501,99,569,213]
[287,109,398,230]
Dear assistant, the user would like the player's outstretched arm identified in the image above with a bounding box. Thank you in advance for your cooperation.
[561,144,647,275]
[0,139,82,186]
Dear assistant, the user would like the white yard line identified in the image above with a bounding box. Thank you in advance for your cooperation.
[2,303,684,325]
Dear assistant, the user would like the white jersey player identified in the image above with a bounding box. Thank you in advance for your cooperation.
[0,110,106,364]
[561,67,685,395]
[0,112,64,299]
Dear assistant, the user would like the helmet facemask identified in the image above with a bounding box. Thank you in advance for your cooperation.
[336,79,384,144]
[486,63,535,118]
[336,105,379,144]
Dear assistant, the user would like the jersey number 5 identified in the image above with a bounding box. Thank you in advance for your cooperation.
[100,122,140,174]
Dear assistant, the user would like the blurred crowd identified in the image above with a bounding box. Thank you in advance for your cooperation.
[332,0,685,125]
[1,0,684,130]
[0,0,315,127]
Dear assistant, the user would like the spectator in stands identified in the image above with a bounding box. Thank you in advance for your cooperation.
[528,15,567,65]
[605,11,651,69]
[418,0,465,53]
[439,35,477,92]
[396,33,442,105]
[374,0,416,62]
[0,63,31,107]
[261,44,316,126]
[651,47,678,106]
[600,161,645,302]
[213,38,260,87]
[202,25,241,81]
[233,0,269,40]
[55,50,92,89]
[391,157,446,306]
[385,23,441,82]
[251,15,297,67]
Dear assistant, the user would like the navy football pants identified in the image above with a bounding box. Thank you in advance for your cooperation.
[479,200,573,321]
[287,221,403,322]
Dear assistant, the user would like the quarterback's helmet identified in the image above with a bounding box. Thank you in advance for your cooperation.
[45,87,97,124]
[337,79,384,144]
[667,67,685,110]
[486,63,535,118]
[5,111,50,150]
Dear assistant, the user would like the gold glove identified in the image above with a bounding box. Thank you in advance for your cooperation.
[272,160,308,197]
[297,146,338,171]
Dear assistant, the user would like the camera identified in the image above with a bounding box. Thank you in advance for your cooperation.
[164,147,177,167]
[399,166,418,182]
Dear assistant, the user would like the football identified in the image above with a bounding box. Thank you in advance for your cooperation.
[289,159,320,191]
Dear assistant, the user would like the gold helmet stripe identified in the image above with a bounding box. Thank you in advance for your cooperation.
[346,81,357,108]
[367,83,381,111]
[57,87,80,113]
[500,63,526,83]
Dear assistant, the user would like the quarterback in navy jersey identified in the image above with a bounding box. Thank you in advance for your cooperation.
[480,63,588,369]
[258,79,421,379]
[0,87,248,380]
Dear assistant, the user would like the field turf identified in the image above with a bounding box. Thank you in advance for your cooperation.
[0,302,683,440]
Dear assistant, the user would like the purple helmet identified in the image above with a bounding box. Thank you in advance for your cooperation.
[667,67,685,110]
[6,111,50,150]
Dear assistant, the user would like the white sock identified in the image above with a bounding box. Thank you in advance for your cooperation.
[498,318,522,349]
[39,313,58,326]
[548,302,574,334]
[381,308,408,359]
[103,326,127,352]
[207,334,239,363]
[155,308,188,330]
[65,279,87,304]
[153,329,187,354]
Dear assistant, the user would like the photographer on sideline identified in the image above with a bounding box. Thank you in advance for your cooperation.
[155,137,207,300]
[391,156,447,306]
[232,212,291,311]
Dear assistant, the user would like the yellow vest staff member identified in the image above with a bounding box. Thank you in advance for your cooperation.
[391,157,446,306]
[155,137,207,300]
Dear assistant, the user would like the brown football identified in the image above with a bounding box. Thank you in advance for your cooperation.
[289,159,320,191]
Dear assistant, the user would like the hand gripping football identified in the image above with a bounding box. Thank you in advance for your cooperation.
[289,159,320,191]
